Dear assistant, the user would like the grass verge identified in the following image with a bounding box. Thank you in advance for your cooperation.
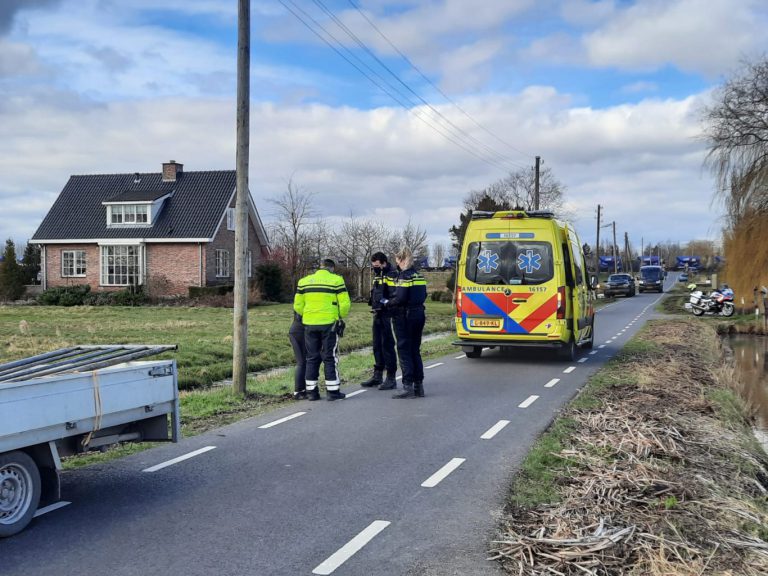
[494,318,768,575]
[0,302,454,389]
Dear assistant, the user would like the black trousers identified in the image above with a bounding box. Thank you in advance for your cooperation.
[393,309,425,385]
[288,331,306,393]
[305,324,341,391]
[372,313,397,373]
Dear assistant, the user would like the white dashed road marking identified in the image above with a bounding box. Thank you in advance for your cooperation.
[481,420,510,440]
[259,412,306,429]
[425,362,444,370]
[345,390,366,398]
[143,446,217,473]
[544,378,560,388]
[454,354,466,359]
[312,521,391,575]
[578,358,588,363]
[518,395,539,408]
[598,345,606,349]
[34,501,71,518]
[589,351,598,355]
[422,458,466,488]
[563,366,576,374]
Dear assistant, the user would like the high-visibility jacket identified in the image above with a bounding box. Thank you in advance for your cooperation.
[294,268,351,326]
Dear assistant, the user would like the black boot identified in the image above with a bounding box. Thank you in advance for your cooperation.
[360,369,383,388]
[293,390,307,400]
[414,381,424,398]
[327,390,346,401]
[378,371,397,390]
[307,388,321,401]
[392,383,415,399]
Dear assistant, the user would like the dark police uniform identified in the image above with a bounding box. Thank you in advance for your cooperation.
[293,267,351,401]
[385,267,427,398]
[288,312,306,399]
[361,262,398,389]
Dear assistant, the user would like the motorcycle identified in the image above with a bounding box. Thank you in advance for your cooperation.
[686,284,735,317]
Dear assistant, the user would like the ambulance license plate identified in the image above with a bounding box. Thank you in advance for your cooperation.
[469,318,501,328]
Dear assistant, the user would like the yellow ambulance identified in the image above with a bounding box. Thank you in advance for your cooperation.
[454,210,595,360]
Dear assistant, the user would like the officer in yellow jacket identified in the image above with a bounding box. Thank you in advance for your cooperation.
[293,259,351,401]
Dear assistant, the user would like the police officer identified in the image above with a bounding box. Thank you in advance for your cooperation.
[294,259,351,401]
[288,311,306,400]
[381,247,427,399]
[360,252,398,391]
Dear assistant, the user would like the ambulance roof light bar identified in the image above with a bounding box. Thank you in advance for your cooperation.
[470,210,555,220]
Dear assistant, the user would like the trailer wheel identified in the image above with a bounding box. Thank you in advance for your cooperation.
[0,451,41,537]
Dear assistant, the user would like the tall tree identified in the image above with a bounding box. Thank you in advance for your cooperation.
[432,242,446,268]
[21,241,41,285]
[0,239,25,301]
[703,58,768,226]
[332,216,389,297]
[449,166,568,253]
[268,177,316,288]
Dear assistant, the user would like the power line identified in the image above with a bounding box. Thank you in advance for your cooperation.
[346,0,534,163]
[312,0,528,171]
[275,0,516,173]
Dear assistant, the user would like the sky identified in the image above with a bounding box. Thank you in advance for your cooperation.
[1,0,767,254]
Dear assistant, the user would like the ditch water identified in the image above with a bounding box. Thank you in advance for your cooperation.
[729,335,768,441]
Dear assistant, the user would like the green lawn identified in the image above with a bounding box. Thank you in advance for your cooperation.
[0,302,455,389]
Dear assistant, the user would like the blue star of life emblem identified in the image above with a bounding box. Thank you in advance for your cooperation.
[477,250,499,274]
[517,250,542,274]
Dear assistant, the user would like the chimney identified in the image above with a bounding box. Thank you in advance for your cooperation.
[162,160,183,182]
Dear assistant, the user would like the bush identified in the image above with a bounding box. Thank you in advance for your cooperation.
[255,263,284,302]
[189,285,234,298]
[38,285,91,306]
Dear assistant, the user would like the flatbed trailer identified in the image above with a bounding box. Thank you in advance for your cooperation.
[0,345,180,537]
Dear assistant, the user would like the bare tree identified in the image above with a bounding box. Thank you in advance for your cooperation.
[432,242,446,268]
[268,177,316,288]
[332,216,389,297]
[703,58,768,226]
[398,219,429,260]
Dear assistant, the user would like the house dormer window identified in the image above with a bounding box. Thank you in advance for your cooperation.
[108,204,150,226]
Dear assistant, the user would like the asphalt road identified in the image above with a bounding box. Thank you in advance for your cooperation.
[0,277,676,576]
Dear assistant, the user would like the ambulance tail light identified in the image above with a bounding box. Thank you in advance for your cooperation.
[455,286,462,317]
[556,286,566,319]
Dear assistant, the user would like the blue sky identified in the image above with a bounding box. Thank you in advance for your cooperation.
[1,0,767,252]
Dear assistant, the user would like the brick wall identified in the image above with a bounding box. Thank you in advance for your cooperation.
[44,243,203,296]
[146,243,201,296]
[205,205,265,286]
[45,244,106,291]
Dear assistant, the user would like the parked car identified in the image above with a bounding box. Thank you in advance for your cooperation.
[678,273,689,283]
[604,273,635,298]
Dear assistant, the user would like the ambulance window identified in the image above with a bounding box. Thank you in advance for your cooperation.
[465,241,554,285]
[570,240,584,284]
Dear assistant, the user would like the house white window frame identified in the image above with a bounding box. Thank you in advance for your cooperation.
[247,249,252,278]
[100,244,144,286]
[107,204,151,226]
[61,250,87,277]
[226,207,235,231]
[216,249,231,278]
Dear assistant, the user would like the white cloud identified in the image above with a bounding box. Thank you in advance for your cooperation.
[560,0,616,27]
[620,81,658,94]
[583,0,767,75]
[0,80,722,249]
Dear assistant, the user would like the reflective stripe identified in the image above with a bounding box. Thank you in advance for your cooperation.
[298,286,347,294]
[306,380,318,391]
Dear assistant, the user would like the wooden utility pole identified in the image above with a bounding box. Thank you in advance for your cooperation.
[232,0,250,396]
[612,221,618,274]
[595,204,601,273]
[534,156,541,210]
[624,232,630,273]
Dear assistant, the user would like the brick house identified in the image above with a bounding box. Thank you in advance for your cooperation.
[31,161,269,297]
